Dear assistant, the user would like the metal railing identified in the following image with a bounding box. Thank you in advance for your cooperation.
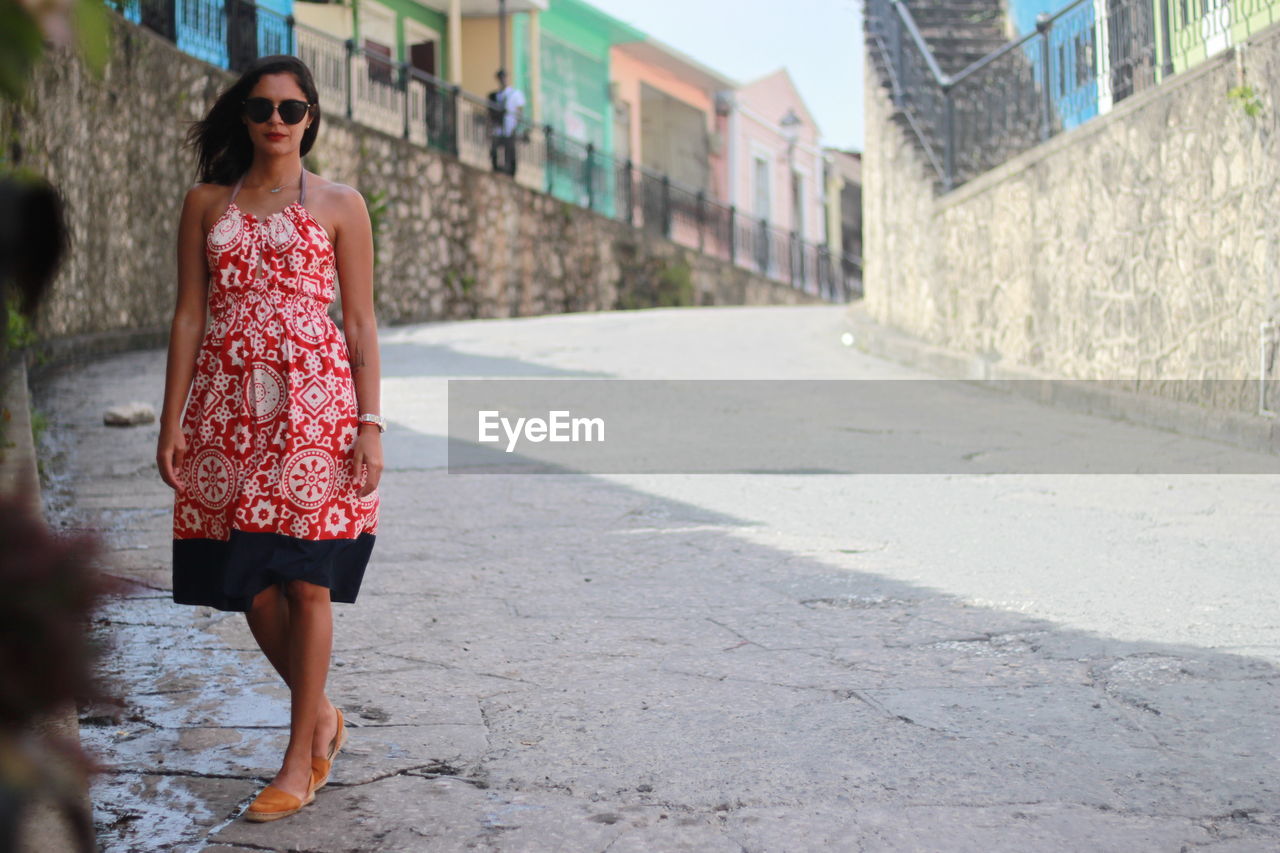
[111,0,862,301]
[867,0,1280,191]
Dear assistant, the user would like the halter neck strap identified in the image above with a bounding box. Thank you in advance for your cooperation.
[229,175,245,203]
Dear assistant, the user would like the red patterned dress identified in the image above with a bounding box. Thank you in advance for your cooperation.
[172,171,378,612]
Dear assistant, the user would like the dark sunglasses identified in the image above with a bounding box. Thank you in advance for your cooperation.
[242,97,313,125]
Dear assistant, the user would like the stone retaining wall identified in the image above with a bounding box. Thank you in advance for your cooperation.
[862,25,1280,412]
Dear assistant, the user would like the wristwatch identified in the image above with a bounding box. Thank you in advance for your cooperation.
[358,413,386,433]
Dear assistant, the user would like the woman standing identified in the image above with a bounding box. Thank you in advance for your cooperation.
[156,56,383,822]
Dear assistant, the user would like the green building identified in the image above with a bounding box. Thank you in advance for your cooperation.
[514,0,642,208]
[1155,0,1279,76]
[294,0,449,81]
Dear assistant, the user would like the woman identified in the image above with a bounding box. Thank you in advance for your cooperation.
[156,56,383,822]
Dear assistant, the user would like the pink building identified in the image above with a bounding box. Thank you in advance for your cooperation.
[610,41,730,189]
[607,38,735,250]
[604,41,831,289]
[723,69,825,246]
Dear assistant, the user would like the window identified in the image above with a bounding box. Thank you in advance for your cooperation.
[753,155,770,222]
[791,170,804,236]
[365,39,393,86]
[639,84,709,191]
[360,2,395,87]
[614,99,631,163]
[405,19,439,78]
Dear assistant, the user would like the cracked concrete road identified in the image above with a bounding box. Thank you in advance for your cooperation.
[35,305,1280,852]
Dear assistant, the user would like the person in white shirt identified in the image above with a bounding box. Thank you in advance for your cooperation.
[487,70,526,177]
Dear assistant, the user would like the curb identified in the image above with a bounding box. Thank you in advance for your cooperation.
[32,327,169,373]
[1,362,40,498]
[842,304,1280,458]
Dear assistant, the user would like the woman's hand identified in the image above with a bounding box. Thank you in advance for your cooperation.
[156,422,187,492]
[353,426,384,498]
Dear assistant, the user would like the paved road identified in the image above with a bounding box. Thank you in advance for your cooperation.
[37,305,1280,852]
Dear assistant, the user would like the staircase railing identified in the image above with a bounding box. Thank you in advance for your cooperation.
[866,0,1274,191]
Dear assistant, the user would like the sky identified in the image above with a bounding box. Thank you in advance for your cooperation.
[585,0,865,152]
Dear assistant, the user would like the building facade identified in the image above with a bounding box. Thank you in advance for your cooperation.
[609,39,733,195]
[823,148,861,264]
[725,69,825,246]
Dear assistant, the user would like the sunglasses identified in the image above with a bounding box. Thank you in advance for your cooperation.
[242,97,313,125]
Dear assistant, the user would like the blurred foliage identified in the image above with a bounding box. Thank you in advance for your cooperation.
[0,5,115,851]
[0,492,112,853]
[0,0,111,104]
[0,496,110,729]
[0,175,68,363]
[1,0,110,358]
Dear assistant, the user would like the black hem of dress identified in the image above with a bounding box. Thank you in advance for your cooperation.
[173,530,375,613]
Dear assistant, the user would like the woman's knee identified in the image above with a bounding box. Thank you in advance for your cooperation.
[249,582,283,614]
[284,579,331,605]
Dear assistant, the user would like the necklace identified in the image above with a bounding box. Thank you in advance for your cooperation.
[261,171,302,193]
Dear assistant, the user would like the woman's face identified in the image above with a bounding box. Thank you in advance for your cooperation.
[242,72,313,156]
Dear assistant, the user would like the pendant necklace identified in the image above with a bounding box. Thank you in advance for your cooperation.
[268,172,301,193]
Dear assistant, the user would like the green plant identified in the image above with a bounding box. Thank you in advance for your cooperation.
[1228,84,1265,118]
[363,188,388,269]
[444,269,476,297]
[5,295,35,350]
[29,407,46,446]
[655,259,694,308]
[442,269,480,318]
[29,408,48,480]
[615,255,695,310]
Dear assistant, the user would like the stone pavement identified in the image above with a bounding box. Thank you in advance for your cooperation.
[35,305,1280,852]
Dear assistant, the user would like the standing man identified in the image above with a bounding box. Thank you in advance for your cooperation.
[487,70,525,177]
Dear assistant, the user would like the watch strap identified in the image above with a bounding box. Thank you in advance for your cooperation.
[358,413,386,433]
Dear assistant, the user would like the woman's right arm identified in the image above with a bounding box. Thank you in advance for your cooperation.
[156,185,211,492]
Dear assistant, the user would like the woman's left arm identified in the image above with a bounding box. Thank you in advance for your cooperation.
[333,186,383,498]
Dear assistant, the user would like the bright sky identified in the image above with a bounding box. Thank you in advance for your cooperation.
[586,0,865,152]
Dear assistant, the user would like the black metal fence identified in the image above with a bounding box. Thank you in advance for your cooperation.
[113,0,862,302]
[866,0,1279,191]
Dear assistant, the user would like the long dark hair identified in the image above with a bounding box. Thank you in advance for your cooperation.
[187,56,322,185]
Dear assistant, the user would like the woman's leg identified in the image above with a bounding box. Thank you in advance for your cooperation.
[246,583,339,760]
[263,578,336,797]
[246,583,291,683]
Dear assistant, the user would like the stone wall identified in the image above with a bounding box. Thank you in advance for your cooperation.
[863,25,1280,411]
[4,16,815,356]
